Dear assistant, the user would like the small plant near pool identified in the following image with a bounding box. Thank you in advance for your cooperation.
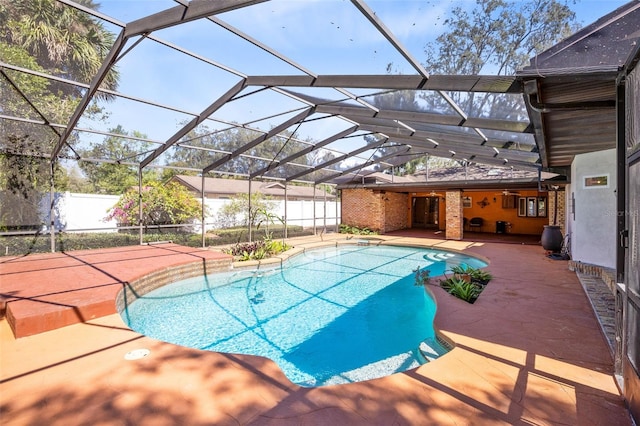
[224,237,291,261]
[440,265,493,303]
[440,277,483,303]
[413,267,432,286]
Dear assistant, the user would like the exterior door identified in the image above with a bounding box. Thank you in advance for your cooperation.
[623,155,640,419]
[412,197,439,228]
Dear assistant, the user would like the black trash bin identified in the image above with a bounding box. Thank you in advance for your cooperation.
[496,221,506,234]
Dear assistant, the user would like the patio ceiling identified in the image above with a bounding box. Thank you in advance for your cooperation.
[1,0,638,186]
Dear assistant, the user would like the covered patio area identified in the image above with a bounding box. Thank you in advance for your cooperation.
[0,235,630,425]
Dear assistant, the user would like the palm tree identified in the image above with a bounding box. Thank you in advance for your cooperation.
[0,0,120,231]
[0,0,119,99]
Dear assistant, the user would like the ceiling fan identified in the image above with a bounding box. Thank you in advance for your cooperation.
[495,189,520,196]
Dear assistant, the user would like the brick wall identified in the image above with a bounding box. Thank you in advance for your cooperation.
[445,190,463,240]
[341,188,408,233]
[548,190,566,229]
[341,188,384,231]
[383,191,409,232]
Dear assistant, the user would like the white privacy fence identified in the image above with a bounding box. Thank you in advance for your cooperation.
[33,192,340,233]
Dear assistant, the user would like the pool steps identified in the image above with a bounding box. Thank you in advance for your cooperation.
[116,257,232,314]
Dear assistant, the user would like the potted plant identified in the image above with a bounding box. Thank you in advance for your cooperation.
[541,186,564,252]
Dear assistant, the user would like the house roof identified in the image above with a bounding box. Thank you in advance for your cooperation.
[337,164,560,192]
[171,175,335,199]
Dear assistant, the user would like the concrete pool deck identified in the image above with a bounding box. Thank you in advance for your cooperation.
[0,234,631,425]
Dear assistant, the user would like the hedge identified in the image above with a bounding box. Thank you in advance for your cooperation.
[0,225,314,256]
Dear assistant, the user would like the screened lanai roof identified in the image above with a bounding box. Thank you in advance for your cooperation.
[1,0,638,186]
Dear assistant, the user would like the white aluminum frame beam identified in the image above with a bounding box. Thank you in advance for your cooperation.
[140,78,248,168]
[203,108,316,173]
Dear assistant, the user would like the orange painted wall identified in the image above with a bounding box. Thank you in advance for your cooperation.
[409,190,548,235]
[460,190,548,235]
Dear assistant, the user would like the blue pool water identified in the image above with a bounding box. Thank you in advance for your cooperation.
[120,244,487,386]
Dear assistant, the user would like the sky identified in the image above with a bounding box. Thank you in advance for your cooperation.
[73,0,634,165]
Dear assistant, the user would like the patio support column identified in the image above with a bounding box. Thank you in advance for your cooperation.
[313,185,317,235]
[138,167,143,245]
[248,179,252,242]
[323,186,327,233]
[284,183,288,239]
[426,155,429,181]
[445,190,463,240]
[201,174,206,248]
[49,161,56,253]
[335,189,340,233]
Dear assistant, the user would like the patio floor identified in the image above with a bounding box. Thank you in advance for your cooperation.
[0,234,631,425]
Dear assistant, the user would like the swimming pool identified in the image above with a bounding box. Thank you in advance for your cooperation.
[120,244,487,386]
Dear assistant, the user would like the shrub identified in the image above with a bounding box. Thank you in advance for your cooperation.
[449,264,493,285]
[440,277,482,303]
[210,225,309,245]
[339,224,377,235]
[106,181,202,231]
[0,226,311,257]
[223,236,291,261]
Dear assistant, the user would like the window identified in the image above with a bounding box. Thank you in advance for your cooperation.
[518,197,527,216]
[537,197,547,217]
[584,174,609,188]
[527,197,537,217]
[518,196,547,217]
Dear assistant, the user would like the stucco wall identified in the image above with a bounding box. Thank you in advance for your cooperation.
[570,149,617,268]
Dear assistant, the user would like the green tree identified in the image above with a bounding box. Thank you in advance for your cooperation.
[106,181,202,231]
[78,125,153,194]
[214,192,278,229]
[372,0,578,175]
[65,165,93,193]
[166,124,316,179]
[421,0,577,118]
[0,0,118,150]
[0,135,72,230]
[1,0,119,227]
[0,0,118,98]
